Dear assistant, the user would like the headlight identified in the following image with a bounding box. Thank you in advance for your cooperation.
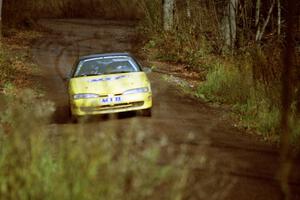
[73,93,99,99]
[123,87,150,95]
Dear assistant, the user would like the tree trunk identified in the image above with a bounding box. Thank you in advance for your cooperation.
[186,0,191,19]
[255,0,261,27]
[256,0,275,42]
[221,0,238,49]
[277,0,281,36]
[163,0,174,31]
[278,0,297,199]
[0,0,3,39]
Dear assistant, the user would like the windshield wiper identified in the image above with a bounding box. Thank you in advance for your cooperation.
[105,71,132,75]
[76,73,102,77]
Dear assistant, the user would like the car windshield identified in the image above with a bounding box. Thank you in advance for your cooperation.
[74,56,140,77]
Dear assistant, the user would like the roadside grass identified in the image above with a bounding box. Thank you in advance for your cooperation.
[139,8,289,141]
[143,35,274,136]
[0,91,183,200]
[158,54,282,139]
[0,90,235,199]
[197,61,280,136]
[136,0,299,141]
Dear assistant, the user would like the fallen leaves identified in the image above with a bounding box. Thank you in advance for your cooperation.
[0,30,42,94]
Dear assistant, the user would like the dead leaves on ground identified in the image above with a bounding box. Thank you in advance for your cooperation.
[0,30,42,93]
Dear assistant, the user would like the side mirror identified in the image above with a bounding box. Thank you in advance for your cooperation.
[143,67,152,74]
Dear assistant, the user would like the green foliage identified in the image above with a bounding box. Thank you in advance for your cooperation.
[234,96,280,135]
[196,56,282,136]
[0,91,189,200]
[140,1,286,137]
[0,88,236,199]
[197,64,252,104]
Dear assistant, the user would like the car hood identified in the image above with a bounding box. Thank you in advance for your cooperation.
[69,72,150,95]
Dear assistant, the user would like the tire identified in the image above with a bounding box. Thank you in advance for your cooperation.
[69,108,79,123]
[70,115,87,123]
[141,108,152,117]
[70,115,78,123]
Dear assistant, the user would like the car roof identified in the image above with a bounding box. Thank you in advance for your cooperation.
[79,52,133,61]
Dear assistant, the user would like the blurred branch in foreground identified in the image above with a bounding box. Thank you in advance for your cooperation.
[278,0,297,199]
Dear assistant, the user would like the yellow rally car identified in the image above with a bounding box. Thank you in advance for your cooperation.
[68,53,152,120]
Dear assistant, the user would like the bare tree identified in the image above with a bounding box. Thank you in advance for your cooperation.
[277,0,281,36]
[163,0,175,31]
[186,0,191,19]
[255,0,261,27]
[221,0,238,49]
[255,0,275,42]
[0,0,3,38]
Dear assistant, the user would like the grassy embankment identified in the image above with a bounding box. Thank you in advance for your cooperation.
[138,0,300,142]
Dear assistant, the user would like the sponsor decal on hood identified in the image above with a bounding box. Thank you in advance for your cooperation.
[89,75,127,83]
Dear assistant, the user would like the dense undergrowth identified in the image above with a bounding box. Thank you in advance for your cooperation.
[139,0,300,141]
[0,89,235,199]
[0,91,186,200]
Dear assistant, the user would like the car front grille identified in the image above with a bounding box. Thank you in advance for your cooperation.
[80,101,144,112]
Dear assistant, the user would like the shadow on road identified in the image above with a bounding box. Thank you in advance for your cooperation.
[52,105,139,124]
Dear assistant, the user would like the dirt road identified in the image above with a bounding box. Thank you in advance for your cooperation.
[31,19,300,199]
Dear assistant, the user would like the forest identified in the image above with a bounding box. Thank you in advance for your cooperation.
[0,0,299,199]
[3,0,299,135]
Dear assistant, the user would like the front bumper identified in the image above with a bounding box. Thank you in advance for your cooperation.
[70,93,152,116]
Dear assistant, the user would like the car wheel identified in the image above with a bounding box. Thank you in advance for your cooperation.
[70,112,78,123]
[69,108,78,123]
[70,115,78,123]
[141,108,152,117]
[71,115,87,123]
